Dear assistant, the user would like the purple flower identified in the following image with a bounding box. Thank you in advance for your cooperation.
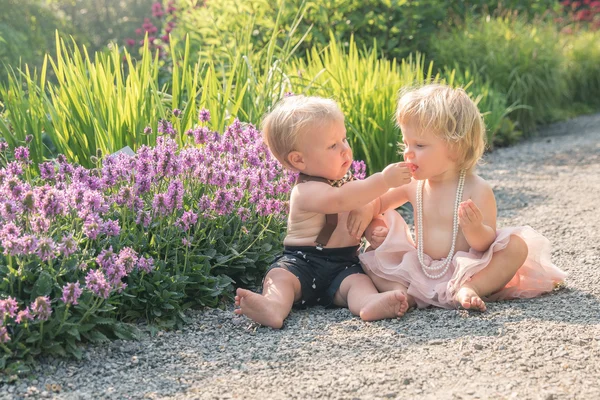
[58,234,78,258]
[198,108,210,122]
[118,247,138,273]
[101,220,121,237]
[83,215,102,240]
[31,296,52,321]
[152,193,170,215]
[36,237,57,261]
[136,210,151,228]
[18,235,39,255]
[85,269,111,299]
[351,160,367,180]
[173,108,182,117]
[177,210,198,231]
[237,207,250,222]
[137,256,155,273]
[61,282,83,306]
[143,126,152,135]
[14,146,29,162]
[193,127,209,145]
[157,119,177,138]
[96,247,117,270]
[7,161,23,176]
[0,141,8,152]
[0,297,18,319]
[0,222,21,239]
[39,162,56,180]
[166,179,184,210]
[31,215,51,234]
[15,308,33,324]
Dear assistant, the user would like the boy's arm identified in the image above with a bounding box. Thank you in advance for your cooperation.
[459,183,497,252]
[346,198,380,239]
[296,163,411,214]
[346,183,411,238]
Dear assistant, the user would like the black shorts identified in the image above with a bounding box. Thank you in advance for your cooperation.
[264,245,365,307]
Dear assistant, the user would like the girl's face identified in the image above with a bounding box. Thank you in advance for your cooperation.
[292,118,353,181]
[400,119,458,182]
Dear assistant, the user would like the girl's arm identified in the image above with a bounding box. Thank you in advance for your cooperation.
[459,182,497,252]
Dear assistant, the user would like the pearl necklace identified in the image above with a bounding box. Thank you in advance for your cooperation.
[416,170,466,279]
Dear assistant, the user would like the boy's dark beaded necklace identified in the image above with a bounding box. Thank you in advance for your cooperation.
[295,171,355,250]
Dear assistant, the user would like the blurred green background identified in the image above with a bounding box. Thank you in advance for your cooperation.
[1,0,599,172]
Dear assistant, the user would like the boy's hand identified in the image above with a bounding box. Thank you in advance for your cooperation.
[368,226,389,249]
[347,203,374,239]
[382,162,412,188]
[458,199,484,230]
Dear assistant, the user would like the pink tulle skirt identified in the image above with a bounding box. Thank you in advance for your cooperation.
[359,211,567,309]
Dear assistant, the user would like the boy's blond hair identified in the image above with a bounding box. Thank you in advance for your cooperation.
[261,95,344,169]
[396,84,486,172]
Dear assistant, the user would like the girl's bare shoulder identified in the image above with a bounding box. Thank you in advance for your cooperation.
[466,173,494,198]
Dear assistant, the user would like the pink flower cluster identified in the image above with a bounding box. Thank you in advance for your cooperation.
[0,296,51,343]
[0,110,298,345]
[125,1,180,59]
[559,0,600,31]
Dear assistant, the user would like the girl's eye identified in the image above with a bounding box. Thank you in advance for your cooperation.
[329,143,336,149]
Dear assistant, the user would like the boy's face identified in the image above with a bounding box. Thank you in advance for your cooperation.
[400,118,457,181]
[289,118,353,181]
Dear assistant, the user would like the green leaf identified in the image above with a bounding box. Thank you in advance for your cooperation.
[31,271,54,299]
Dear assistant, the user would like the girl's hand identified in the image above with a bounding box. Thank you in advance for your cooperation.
[458,199,484,230]
[368,226,389,249]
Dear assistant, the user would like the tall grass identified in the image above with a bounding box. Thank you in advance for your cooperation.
[563,30,600,109]
[0,63,55,163]
[430,15,568,134]
[0,9,310,167]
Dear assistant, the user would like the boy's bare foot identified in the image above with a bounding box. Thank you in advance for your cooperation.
[455,285,487,312]
[234,288,285,329]
[359,290,409,321]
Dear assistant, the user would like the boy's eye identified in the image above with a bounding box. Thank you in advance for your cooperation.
[329,143,336,149]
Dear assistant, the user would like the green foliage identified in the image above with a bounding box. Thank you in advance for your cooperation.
[0,118,288,372]
[429,15,568,135]
[173,0,562,64]
[0,9,310,167]
[563,30,600,108]
[0,0,69,83]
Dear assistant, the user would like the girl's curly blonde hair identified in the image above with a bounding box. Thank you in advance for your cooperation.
[396,84,486,172]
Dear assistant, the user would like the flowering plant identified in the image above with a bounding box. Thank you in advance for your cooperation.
[0,110,292,373]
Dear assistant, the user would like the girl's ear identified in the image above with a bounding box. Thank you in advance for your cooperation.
[287,151,306,171]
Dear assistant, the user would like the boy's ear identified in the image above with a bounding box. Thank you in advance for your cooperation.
[287,151,306,171]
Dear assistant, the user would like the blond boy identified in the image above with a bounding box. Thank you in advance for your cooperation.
[234,95,413,328]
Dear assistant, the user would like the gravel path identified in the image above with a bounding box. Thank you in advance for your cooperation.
[2,114,599,400]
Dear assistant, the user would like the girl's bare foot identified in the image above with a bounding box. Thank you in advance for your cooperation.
[234,288,285,329]
[455,285,487,312]
[359,290,409,321]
